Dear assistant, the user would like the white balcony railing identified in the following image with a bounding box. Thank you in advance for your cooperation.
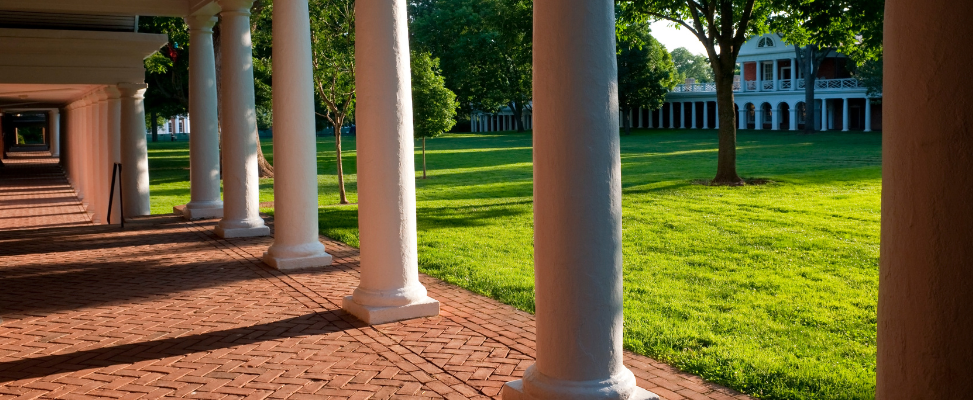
[745,80,757,91]
[762,81,775,90]
[780,80,792,90]
[815,78,863,89]
[668,78,864,94]
[670,82,718,93]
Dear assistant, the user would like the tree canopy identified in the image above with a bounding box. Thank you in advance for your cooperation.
[411,51,459,178]
[670,47,714,83]
[617,29,679,134]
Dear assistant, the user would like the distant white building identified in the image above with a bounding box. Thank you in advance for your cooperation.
[149,114,191,139]
[651,33,880,132]
[470,106,533,132]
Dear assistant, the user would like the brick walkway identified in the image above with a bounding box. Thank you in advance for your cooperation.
[0,153,752,400]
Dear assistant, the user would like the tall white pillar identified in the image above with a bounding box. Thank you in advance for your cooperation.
[789,105,798,131]
[118,83,151,217]
[82,96,95,209]
[647,109,653,128]
[49,109,60,157]
[637,108,642,128]
[739,105,747,130]
[262,0,333,270]
[755,104,763,130]
[756,61,763,91]
[104,87,123,224]
[680,102,687,128]
[842,98,850,131]
[691,102,698,129]
[702,102,709,129]
[181,14,224,220]
[715,102,719,126]
[215,0,270,238]
[92,90,110,224]
[821,99,829,131]
[791,58,798,90]
[668,103,674,128]
[864,98,872,132]
[771,105,779,131]
[502,2,657,400]
[344,0,439,325]
[773,59,779,90]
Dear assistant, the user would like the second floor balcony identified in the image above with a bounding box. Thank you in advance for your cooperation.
[671,78,865,94]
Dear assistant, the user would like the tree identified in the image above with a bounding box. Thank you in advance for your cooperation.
[617,30,679,135]
[620,0,782,185]
[854,56,882,100]
[309,0,355,204]
[770,0,884,134]
[411,51,459,179]
[410,0,532,131]
[671,47,714,83]
[248,0,276,177]
[139,17,190,143]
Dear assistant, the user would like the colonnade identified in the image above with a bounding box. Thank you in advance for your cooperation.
[471,112,533,132]
[628,97,876,132]
[62,84,148,224]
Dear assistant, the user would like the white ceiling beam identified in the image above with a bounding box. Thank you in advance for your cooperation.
[0,0,190,17]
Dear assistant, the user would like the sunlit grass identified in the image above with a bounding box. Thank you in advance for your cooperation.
[148,129,880,400]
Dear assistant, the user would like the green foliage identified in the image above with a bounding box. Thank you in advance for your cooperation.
[618,29,679,125]
[309,0,356,126]
[770,0,884,65]
[412,51,459,139]
[250,0,275,130]
[854,56,882,100]
[671,47,714,83]
[410,0,532,117]
[138,17,191,121]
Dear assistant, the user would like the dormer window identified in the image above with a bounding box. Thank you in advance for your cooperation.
[758,37,775,48]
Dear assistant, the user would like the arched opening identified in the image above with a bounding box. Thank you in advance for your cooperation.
[778,102,791,130]
[760,103,773,130]
[745,103,756,129]
[796,102,807,130]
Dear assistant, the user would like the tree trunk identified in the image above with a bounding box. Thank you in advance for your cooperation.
[255,132,274,178]
[333,121,348,204]
[421,137,427,179]
[713,73,744,185]
[509,101,525,132]
[151,112,159,142]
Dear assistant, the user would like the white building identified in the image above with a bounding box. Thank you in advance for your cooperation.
[471,106,533,132]
[643,33,880,132]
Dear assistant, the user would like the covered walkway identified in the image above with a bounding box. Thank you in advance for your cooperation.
[0,154,751,400]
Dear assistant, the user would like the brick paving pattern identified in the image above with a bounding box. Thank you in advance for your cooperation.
[0,148,91,231]
[0,153,753,400]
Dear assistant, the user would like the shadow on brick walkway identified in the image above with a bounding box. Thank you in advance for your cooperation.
[0,152,753,400]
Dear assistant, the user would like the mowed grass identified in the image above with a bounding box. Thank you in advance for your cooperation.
[148,129,880,400]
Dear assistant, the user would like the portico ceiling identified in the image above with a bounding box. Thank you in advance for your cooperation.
[0,84,98,109]
[0,0,193,18]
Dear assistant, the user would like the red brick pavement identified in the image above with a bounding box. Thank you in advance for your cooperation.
[0,149,91,231]
[0,153,753,400]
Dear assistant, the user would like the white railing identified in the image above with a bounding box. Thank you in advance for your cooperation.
[732,81,741,91]
[762,81,775,90]
[780,80,792,90]
[815,78,862,89]
[798,80,807,89]
[671,82,718,93]
[745,81,757,91]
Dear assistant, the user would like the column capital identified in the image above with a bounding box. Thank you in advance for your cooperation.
[217,0,254,15]
[104,86,121,100]
[117,83,148,98]
[185,14,218,32]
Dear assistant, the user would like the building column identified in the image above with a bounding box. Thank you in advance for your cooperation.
[879,0,973,397]
[215,0,270,238]
[842,98,850,131]
[343,0,440,325]
[93,90,111,224]
[180,14,224,220]
[647,109,654,128]
[681,102,688,128]
[502,2,657,399]
[49,109,60,157]
[738,105,746,130]
[789,104,798,131]
[791,58,798,90]
[714,102,719,126]
[864,99,872,132]
[118,83,151,217]
[262,0,333,270]
[691,102,698,129]
[772,59,779,90]
[105,87,123,225]
[756,61,763,91]
[637,108,643,128]
[771,105,779,131]
[820,99,829,131]
[755,105,763,130]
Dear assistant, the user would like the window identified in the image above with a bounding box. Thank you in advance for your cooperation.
[758,37,775,48]
[762,63,774,81]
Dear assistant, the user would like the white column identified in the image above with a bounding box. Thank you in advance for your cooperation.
[864,99,873,132]
[715,102,719,126]
[755,104,763,130]
[181,14,224,220]
[628,108,633,129]
[691,102,698,128]
[756,61,763,91]
[118,83,151,217]
[821,99,829,131]
[681,102,688,128]
[842,98,850,131]
[771,105,779,130]
[262,0,333,270]
[83,96,96,210]
[668,103,675,128]
[343,0,439,325]
[739,105,747,130]
[502,2,656,399]
[773,59,779,90]
[702,102,709,129]
[215,0,270,238]
[647,109,653,128]
[92,90,110,224]
[637,108,642,128]
[49,109,60,157]
[789,104,798,131]
[105,87,123,225]
[791,58,797,90]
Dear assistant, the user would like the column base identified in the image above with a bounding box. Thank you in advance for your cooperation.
[342,295,440,325]
[214,224,271,238]
[501,379,659,400]
[262,251,333,271]
[174,204,224,220]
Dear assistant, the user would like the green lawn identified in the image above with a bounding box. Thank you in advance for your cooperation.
[148,129,880,400]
